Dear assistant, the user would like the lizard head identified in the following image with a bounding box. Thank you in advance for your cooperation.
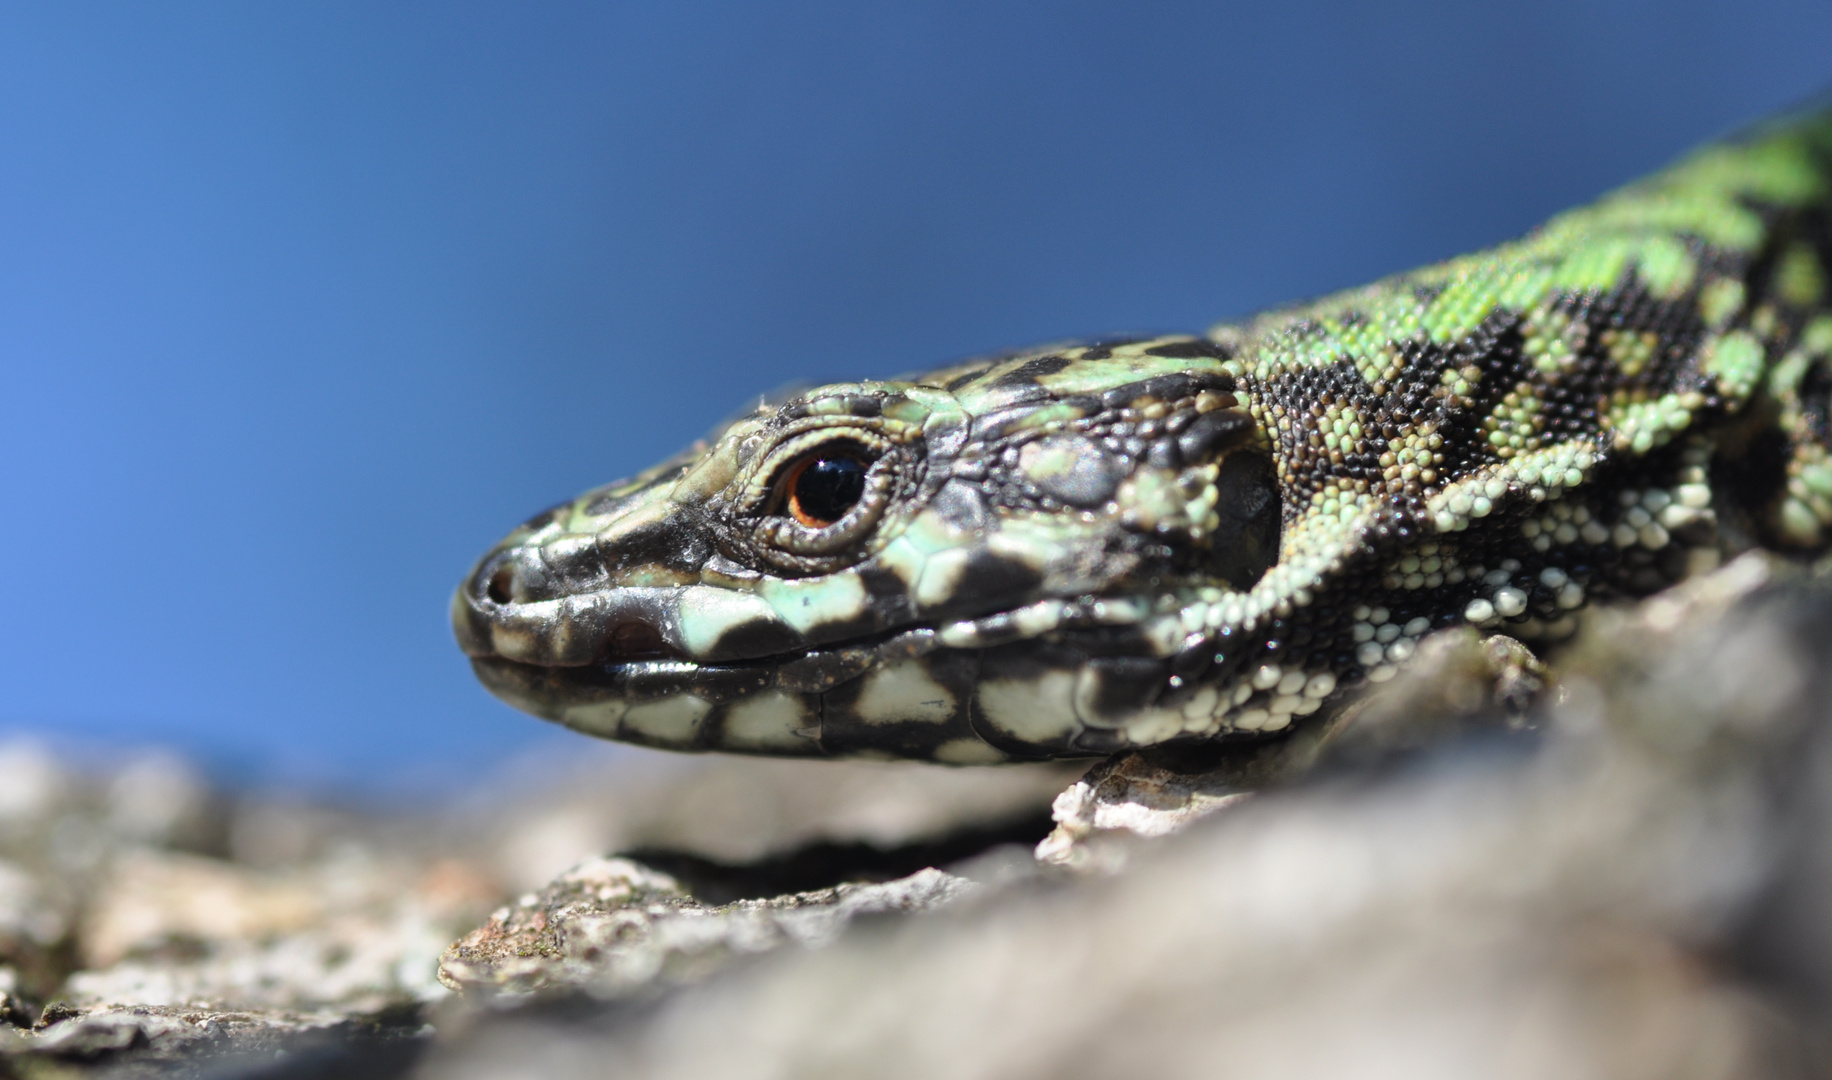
[454,336,1283,762]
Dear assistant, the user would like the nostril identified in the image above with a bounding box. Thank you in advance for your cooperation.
[485,564,517,605]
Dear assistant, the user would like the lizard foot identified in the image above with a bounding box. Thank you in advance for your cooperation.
[1037,627,1553,871]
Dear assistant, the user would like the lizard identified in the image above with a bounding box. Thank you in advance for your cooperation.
[453,104,1832,765]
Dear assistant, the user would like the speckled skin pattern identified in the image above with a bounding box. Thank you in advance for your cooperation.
[455,107,1832,763]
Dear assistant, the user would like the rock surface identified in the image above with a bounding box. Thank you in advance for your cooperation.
[418,553,1832,1079]
[438,856,977,998]
[0,732,1071,1075]
[4,554,1832,1076]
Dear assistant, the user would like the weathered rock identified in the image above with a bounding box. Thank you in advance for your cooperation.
[20,1002,428,1077]
[4,555,1832,1077]
[438,855,977,998]
[64,848,497,1015]
[1034,756,1251,872]
[465,755,1078,892]
[413,554,1832,1079]
[0,719,1069,1074]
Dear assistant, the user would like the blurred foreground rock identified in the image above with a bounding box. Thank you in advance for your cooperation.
[6,554,1832,1077]
[0,715,1071,1075]
[419,553,1832,1079]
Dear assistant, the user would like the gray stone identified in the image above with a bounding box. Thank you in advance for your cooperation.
[438,855,978,998]
[8,555,1832,1077]
[413,554,1832,1079]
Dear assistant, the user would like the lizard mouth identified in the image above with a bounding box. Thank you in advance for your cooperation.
[464,622,1039,762]
[454,552,1038,760]
[459,578,1241,765]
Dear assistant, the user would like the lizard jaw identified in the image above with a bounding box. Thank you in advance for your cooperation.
[451,534,1141,762]
[459,585,1258,764]
[463,628,1045,763]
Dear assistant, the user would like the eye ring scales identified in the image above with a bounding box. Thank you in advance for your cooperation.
[739,423,916,565]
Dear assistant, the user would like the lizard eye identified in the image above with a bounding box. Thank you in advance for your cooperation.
[749,433,900,562]
[783,453,869,528]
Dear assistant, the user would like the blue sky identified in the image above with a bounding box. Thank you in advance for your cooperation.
[3,2,1830,792]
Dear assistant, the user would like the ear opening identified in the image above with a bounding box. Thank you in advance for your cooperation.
[1209,450,1280,590]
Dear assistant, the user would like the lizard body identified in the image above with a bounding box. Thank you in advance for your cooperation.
[455,106,1832,763]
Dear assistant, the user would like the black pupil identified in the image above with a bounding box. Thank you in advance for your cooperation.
[794,457,867,524]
